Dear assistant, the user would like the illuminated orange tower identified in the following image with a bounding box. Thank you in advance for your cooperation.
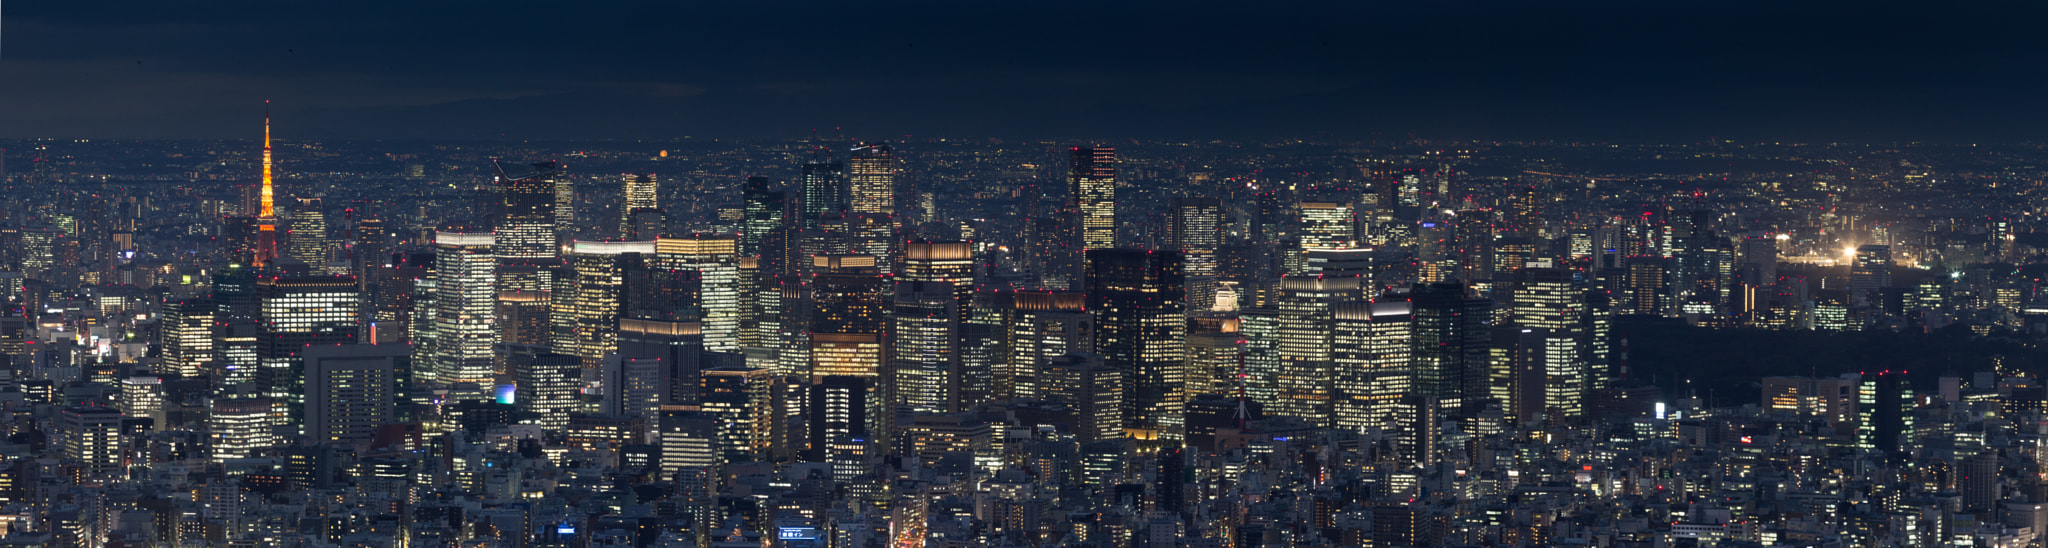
[253,102,279,268]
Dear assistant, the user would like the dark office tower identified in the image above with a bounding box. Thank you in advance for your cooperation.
[903,240,976,313]
[1274,275,1370,428]
[497,291,551,346]
[810,376,877,478]
[1252,187,1291,246]
[624,208,666,241]
[1510,268,1587,420]
[354,217,389,278]
[621,173,659,235]
[494,161,562,260]
[1625,259,1668,316]
[374,252,433,344]
[1410,282,1492,415]
[302,344,403,446]
[1504,185,1542,238]
[810,256,890,382]
[256,274,361,432]
[1068,147,1118,249]
[212,264,261,325]
[740,177,786,260]
[1026,211,1084,290]
[1452,209,1496,286]
[891,281,960,415]
[1851,244,1892,309]
[800,161,848,226]
[773,274,812,377]
[1857,370,1915,457]
[849,143,895,215]
[1086,249,1187,441]
[700,366,773,462]
[619,318,706,406]
[1041,353,1124,443]
[222,216,259,266]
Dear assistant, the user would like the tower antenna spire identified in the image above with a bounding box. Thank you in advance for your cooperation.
[261,100,274,219]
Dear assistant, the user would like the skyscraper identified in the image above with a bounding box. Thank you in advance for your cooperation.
[1070,147,1117,249]
[1510,268,1588,420]
[849,143,895,215]
[1273,275,1368,428]
[1851,244,1892,309]
[810,256,890,381]
[433,232,497,403]
[1332,300,1411,434]
[286,198,329,266]
[741,176,786,267]
[494,162,563,260]
[622,173,660,238]
[654,235,741,352]
[1409,282,1492,415]
[303,344,402,446]
[1298,202,1359,252]
[569,240,654,369]
[903,240,976,313]
[58,406,122,483]
[258,274,361,429]
[1086,249,1186,440]
[701,366,773,462]
[800,161,847,226]
[891,281,961,415]
[161,299,215,378]
[1005,291,1091,402]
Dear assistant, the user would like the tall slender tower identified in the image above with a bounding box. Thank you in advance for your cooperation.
[1069,147,1117,249]
[254,102,280,268]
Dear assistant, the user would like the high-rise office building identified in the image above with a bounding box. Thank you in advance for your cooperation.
[1041,353,1125,443]
[569,240,655,368]
[1510,268,1588,420]
[701,366,773,462]
[653,235,740,352]
[433,232,497,403]
[619,318,706,406]
[622,173,659,226]
[891,281,960,415]
[849,143,895,215]
[58,406,122,483]
[494,162,563,259]
[161,299,215,378]
[1002,291,1091,402]
[1409,282,1492,415]
[1851,244,1892,309]
[903,240,975,313]
[510,350,581,431]
[286,198,329,266]
[303,344,403,446]
[1298,202,1359,252]
[1332,300,1412,433]
[800,161,847,225]
[1185,317,1242,400]
[210,397,273,461]
[257,274,361,428]
[1273,275,1368,428]
[810,375,877,483]
[1069,147,1117,249]
[810,256,889,381]
[741,176,787,269]
[1086,248,1186,440]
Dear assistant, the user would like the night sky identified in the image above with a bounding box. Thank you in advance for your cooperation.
[4,1,2046,142]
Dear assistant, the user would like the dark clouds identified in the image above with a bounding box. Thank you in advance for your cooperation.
[3,0,2046,142]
